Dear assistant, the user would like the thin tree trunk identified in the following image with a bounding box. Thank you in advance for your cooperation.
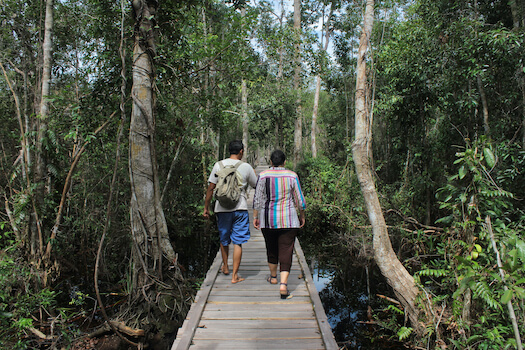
[522,81,525,148]
[33,0,55,261]
[129,0,179,297]
[311,76,321,158]
[277,0,284,80]
[293,0,302,165]
[485,216,523,350]
[477,75,490,137]
[241,7,249,161]
[311,5,332,158]
[352,0,424,335]
[509,0,520,29]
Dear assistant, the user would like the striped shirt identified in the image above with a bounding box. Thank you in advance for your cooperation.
[253,167,306,229]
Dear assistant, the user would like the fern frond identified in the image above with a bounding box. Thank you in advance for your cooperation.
[480,189,514,199]
[386,304,404,315]
[470,280,501,310]
[397,326,413,341]
[47,163,59,179]
[417,269,447,278]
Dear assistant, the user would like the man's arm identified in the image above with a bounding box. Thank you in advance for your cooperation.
[203,182,216,218]
[248,167,258,188]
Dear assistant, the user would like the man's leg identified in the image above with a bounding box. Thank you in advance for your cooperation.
[231,244,244,283]
[230,211,250,284]
[216,212,234,275]
[220,244,229,275]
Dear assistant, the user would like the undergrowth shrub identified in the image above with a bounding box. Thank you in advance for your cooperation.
[295,156,367,258]
[417,138,525,349]
[0,246,57,349]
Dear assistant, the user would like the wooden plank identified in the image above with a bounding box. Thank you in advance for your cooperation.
[196,319,319,329]
[193,328,321,339]
[203,303,313,311]
[189,339,325,350]
[207,296,311,303]
[205,288,308,295]
[200,310,315,319]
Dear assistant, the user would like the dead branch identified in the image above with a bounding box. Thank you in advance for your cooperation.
[386,209,443,232]
[377,294,401,305]
[43,110,117,262]
[29,327,53,340]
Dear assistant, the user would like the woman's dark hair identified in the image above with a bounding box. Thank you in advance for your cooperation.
[270,150,286,167]
[228,140,244,155]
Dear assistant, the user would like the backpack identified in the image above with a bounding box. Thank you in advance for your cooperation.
[214,160,243,209]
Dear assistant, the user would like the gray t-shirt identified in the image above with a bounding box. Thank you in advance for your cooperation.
[208,159,257,212]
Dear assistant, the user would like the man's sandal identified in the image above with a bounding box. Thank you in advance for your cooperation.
[267,275,278,284]
[280,283,292,300]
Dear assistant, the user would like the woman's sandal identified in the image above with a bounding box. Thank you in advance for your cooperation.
[267,275,278,284]
[280,283,293,300]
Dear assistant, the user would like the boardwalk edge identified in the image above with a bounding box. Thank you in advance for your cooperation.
[294,238,339,350]
[171,250,222,350]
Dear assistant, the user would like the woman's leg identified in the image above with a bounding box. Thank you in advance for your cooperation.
[278,229,297,296]
[262,229,279,283]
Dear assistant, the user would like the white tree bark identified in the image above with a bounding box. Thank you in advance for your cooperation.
[352,0,424,334]
[130,0,178,292]
[241,7,249,161]
[293,0,302,165]
[34,0,55,260]
[311,4,332,158]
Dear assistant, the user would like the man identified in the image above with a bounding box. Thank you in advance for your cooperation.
[203,140,257,284]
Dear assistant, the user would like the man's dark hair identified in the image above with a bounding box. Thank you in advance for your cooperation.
[270,150,286,167]
[228,140,244,155]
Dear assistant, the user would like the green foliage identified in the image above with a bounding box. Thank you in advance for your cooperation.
[397,326,413,341]
[0,250,56,349]
[417,137,525,348]
[295,155,374,279]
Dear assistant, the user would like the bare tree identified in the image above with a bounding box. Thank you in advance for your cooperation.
[33,0,55,263]
[293,0,302,165]
[311,3,333,158]
[352,0,424,334]
[241,6,249,161]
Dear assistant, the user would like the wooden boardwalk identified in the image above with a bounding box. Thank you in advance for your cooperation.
[172,167,338,350]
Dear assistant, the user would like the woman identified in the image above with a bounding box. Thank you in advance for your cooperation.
[253,150,306,299]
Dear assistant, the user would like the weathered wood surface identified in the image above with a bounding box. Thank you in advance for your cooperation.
[172,166,338,350]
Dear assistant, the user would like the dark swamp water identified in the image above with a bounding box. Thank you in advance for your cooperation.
[303,251,407,349]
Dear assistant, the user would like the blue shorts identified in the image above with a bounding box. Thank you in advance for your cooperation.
[216,211,250,246]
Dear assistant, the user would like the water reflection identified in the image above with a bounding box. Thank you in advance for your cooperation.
[306,256,406,349]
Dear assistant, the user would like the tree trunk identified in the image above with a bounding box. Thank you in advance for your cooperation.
[477,75,490,137]
[293,0,302,165]
[311,5,332,158]
[311,76,321,158]
[129,0,179,298]
[33,0,55,261]
[242,78,249,160]
[352,0,424,335]
[241,7,249,161]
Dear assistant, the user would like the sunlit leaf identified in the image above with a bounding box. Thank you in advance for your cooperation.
[459,165,467,179]
[483,148,496,168]
[501,289,513,304]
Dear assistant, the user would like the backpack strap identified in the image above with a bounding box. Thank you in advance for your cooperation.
[218,161,225,170]
[233,160,243,169]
